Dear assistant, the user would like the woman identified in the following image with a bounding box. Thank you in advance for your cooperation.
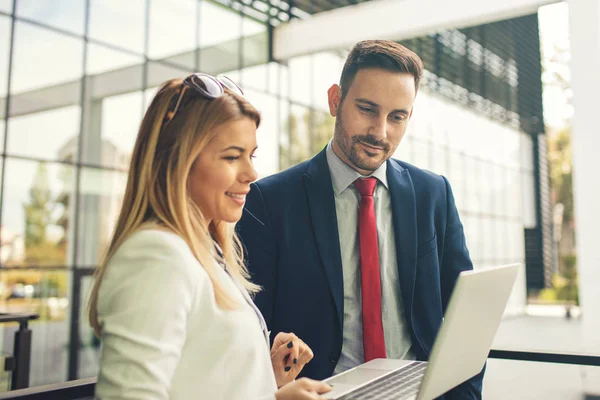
[88,73,331,399]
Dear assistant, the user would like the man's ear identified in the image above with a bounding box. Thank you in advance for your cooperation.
[327,84,342,117]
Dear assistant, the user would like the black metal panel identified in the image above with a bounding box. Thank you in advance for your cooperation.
[525,227,545,290]
[398,14,545,133]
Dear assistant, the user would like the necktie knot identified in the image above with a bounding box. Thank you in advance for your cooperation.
[354,177,377,197]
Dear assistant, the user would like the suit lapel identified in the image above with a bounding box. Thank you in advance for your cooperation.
[387,160,417,322]
[303,149,344,329]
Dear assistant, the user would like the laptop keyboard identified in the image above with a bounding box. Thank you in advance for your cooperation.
[338,361,427,400]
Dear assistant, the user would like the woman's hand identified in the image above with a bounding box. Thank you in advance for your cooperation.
[275,378,332,400]
[271,332,314,388]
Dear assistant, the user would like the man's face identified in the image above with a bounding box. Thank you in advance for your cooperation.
[328,68,416,175]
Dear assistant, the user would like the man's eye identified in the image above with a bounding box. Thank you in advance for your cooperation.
[359,106,374,113]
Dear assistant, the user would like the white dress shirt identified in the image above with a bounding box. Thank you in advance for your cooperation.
[326,142,414,375]
[95,229,277,399]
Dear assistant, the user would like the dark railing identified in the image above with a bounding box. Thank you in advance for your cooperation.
[489,349,600,367]
[0,313,39,391]
[0,349,599,399]
[0,377,95,400]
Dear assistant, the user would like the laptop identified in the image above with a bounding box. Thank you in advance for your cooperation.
[323,263,520,400]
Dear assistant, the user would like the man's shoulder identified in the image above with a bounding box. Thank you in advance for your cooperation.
[254,159,312,190]
[389,158,446,189]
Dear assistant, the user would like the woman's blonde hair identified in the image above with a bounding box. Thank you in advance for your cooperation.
[88,77,261,336]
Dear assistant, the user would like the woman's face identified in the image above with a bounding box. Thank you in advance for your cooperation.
[188,117,258,224]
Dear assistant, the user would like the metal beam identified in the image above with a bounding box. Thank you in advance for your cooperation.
[273,0,558,60]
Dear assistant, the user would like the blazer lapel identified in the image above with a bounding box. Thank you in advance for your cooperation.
[387,160,418,323]
[303,149,344,329]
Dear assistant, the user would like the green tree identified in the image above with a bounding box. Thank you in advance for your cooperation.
[22,162,65,265]
[279,109,335,170]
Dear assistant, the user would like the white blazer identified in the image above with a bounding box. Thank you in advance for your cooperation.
[95,229,277,399]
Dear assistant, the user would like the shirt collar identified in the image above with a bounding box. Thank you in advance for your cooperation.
[326,139,388,196]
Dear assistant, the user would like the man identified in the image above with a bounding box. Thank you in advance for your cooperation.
[237,40,483,399]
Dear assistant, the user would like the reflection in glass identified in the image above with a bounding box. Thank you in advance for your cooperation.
[89,0,145,53]
[0,15,10,100]
[148,0,196,69]
[78,274,100,379]
[289,55,312,105]
[245,89,278,177]
[16,0,85,35]
[147,61,193,90]
[242,17,268,82]
[1,158,75,267]
[0,0,12,13]
[0,120,5,155]
[80,91,142,169]
[312,52,344,112]
[76,167,127,266]
[0,269,71,386]
[287,104,310,166]
[6,106,81,161]
[11,22,83,94]
[198,0,241,48]
[86,42,144,76]
[311,110,334,156]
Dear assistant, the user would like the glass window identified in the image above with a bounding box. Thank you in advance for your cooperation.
[311,110,334,156]
[241,64,268,93]
[16,0,85,36]
[80,91,142,169]
[198,0,241,49]
[0,120,4,154]
[148,0,196,70]
[463,214,482,265]
[6,105,81,161]
[312,52,343,112]
[506,169,522,219]
[245,89,278,177]
[288,104,311,165]
[1,158,75,267]
[0,15,10,100]
[241,17,268,78]
[0,269,71,386]
[76,167,127,266]
[412,139,431,170]
[278,99,291,170]
[481,216,496,264]
[78,273,101,379]
[10,21,83,94]
[464,156,481,213]
[288,55,311,106]
[89,0,146,54]
[394,135,413,163]
[86,42,144,76]
[147,61,192,90]
[447,152,465,211]
[431,144,447,176]
[0,0,13,13]
[267,62,280,95]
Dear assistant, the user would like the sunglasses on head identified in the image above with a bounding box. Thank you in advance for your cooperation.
[162,73,244,126]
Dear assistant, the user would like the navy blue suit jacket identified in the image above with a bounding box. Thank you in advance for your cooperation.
[237,148,484,399]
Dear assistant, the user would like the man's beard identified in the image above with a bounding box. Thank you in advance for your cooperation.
[334,113,392,173]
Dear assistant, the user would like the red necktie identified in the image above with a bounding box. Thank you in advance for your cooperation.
[354,177,386,362]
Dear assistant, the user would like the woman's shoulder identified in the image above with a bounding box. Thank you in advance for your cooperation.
[109,227,202,277]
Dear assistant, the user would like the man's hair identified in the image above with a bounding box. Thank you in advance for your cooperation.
[340,40,424,99]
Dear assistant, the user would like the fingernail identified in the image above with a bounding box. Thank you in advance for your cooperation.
[287,341,293,348]
[293,358,297,364]
[284,366,291,372]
